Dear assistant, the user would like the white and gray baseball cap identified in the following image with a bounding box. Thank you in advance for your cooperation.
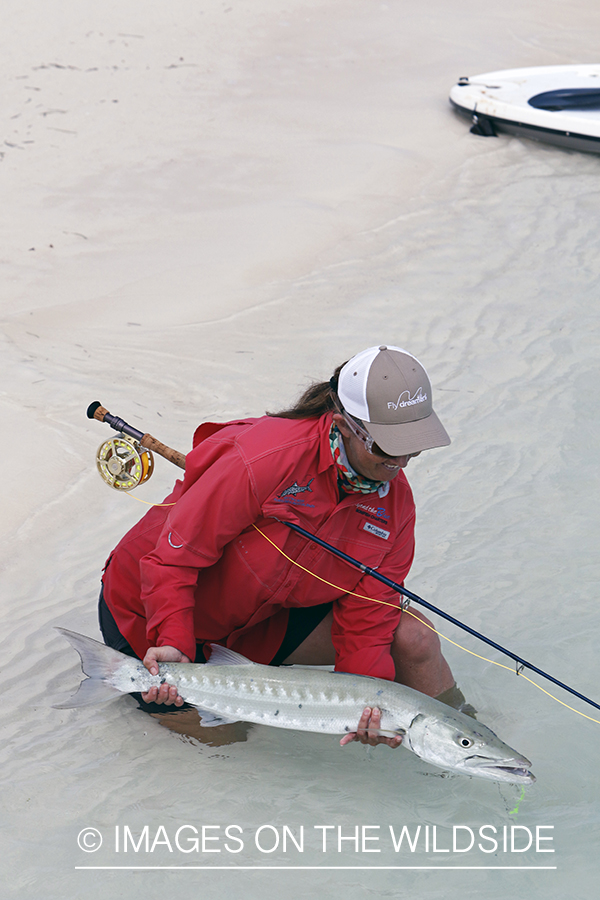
[337,345,451,456]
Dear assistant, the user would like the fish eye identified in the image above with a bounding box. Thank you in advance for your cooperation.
[457,735,474,748]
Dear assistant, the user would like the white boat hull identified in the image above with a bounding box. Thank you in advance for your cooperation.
[450,65,600,153]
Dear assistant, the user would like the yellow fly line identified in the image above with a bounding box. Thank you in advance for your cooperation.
[126,494,176,508]
[121,490,598,726]
[251,524,600,726]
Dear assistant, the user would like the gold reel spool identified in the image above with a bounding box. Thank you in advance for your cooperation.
[96,434,154,491]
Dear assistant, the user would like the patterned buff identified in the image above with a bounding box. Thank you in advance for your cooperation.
[329,423,390,498]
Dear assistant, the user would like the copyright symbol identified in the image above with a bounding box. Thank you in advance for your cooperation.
[77,828,103,852]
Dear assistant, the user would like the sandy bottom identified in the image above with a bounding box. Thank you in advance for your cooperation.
[1,1,599,897]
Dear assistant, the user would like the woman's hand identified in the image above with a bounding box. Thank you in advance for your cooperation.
[339,707,403,749]
[141,646,191,706]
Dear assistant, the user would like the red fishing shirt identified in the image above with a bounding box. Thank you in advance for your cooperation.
[102,413,416,681]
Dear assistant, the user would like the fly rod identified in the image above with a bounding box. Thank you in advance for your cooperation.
[87,402,600,714]
[87,401,186,491]
[87,402,187,469]
[280,519,600,715]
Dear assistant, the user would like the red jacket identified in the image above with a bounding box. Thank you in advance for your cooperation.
[102,413,416,680]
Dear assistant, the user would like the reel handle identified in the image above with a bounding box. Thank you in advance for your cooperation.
[87,402,187,470]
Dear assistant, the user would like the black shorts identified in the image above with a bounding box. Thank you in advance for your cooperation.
[98,588,332,714]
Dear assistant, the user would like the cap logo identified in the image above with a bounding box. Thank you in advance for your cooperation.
[387,387,428,410]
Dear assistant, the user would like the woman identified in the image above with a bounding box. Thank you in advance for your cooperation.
[99,344,461,747]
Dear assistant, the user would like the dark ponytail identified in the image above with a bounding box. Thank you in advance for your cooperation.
[268,362,346,419]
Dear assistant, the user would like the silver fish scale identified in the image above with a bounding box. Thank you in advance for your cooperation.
[56,628,536,783]
[148,662,407,734]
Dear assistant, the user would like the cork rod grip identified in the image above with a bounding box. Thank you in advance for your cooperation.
[87,401,187,470]
[139,434,187,470]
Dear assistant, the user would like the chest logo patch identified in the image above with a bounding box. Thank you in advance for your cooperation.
[279,478,314,498]
[363,521,390,541]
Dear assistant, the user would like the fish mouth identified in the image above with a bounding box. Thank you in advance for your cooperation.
[482,764,536,784]
[462,756,536,784]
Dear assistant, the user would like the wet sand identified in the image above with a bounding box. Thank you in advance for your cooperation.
[1,1,600,897]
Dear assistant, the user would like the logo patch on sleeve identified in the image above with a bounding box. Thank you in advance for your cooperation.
[363,521,390,540]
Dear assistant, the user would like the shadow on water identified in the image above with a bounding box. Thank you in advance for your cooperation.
[150,708,252,746]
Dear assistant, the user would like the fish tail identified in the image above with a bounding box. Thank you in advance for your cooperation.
[54,627,130,708]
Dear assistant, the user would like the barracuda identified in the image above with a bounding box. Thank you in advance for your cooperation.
[55,628,534,784]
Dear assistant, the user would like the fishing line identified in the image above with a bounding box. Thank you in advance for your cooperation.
[509,786,526,816]
[251,524,600,726]
[281,520,600,718]
[106,494,600,725]
[125,494,176,508]
[87,401,600,724]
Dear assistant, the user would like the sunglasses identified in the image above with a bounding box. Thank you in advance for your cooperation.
[341,412,399,459]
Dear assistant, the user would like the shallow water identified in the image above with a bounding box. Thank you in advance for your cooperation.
[1,1,599,897]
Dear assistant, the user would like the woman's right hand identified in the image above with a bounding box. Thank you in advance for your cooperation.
[141,646,191,706]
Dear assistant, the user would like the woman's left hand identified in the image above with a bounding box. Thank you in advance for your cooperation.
[339,706,403,749]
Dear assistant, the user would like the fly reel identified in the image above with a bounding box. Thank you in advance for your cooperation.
[88,401,186,492]
[96,434,154,492]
